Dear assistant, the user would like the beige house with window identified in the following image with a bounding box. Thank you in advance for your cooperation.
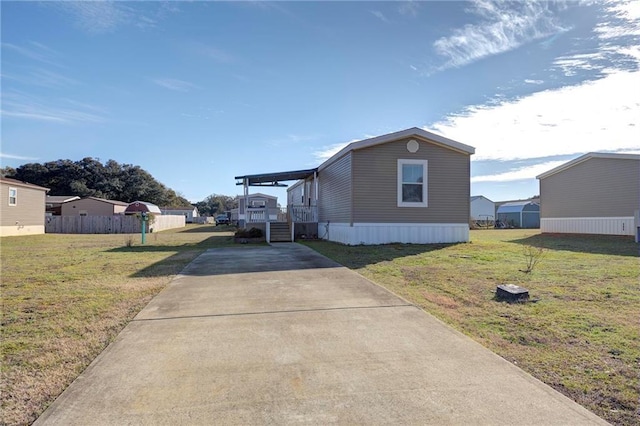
[236,127,475,245]
[61,197,128,216]
[0,177,49,236]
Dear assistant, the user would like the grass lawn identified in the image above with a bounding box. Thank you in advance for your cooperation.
[302,230,639,426]
[0,225,237,426]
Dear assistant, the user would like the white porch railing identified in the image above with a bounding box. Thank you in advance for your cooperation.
[289,205,317,223]
[246,207,286,223]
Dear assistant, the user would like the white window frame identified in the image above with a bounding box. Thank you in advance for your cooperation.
[397,159,428,208]
[251,199,266,208]
[8,187,17,206]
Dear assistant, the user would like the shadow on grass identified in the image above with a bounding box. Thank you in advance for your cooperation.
[511,233,639,257]
[108,235,235,253]
[175,225,236,233]
[300,240,459,269]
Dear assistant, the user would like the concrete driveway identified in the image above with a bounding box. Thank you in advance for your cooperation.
[36,243,606,425]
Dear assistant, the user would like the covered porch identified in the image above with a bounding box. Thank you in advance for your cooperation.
[234,168,319,242]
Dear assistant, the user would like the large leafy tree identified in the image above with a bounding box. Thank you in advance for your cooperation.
[9,158,192,207]
[195,194,238,216]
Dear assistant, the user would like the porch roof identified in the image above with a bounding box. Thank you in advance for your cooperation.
[235,168,317,187]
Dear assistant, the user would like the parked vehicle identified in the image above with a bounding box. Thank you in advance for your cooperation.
[215,214,230,226]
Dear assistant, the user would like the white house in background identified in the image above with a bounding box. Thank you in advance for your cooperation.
[536,152,640,236]
[160,206,199,223]
[470,195,495,224]
[234,193,280,227]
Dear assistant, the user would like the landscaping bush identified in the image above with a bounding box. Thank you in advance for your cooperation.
[234,227,263,238]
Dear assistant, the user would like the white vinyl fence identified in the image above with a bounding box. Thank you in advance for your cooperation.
[45,215,185,234]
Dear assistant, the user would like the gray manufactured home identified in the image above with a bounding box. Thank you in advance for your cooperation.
[536,153,640,236]
[236,128,475,244]
[300,128,474,244]
[0,177,49,236]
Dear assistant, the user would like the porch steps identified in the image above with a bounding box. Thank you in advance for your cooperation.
[270,222,292,243]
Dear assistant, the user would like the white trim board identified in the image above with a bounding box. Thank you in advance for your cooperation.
[319,222,469,245]
[541,217,634,236]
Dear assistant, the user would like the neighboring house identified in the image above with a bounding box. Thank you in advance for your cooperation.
[496,201,540,229]
[124,201,162,215]
[536,152,640,236]
[61,197,128,216]
[470,195,495,224]
[236,127,475,245]
[0,177,50,236]
[160,206,199,223]
[236,193,280,227]
[45,195,80,216]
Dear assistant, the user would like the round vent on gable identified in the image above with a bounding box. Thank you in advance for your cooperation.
[407,139,419,153]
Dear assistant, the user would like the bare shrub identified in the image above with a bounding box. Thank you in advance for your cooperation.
[521,245,545,273]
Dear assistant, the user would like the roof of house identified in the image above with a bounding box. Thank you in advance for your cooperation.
[244,192,277,200]
[235,169,317,187]
[319,127,475,171]
[127,201,162,214]
[497,201,539,213]
[0,177,49,192]
[77,196,129,206]
[46,195,81,203]
[470,195,493,203]
[160,206,197,211]
[536,152,640,180]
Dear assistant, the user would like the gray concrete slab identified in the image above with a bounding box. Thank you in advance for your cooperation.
[36,243,607,425]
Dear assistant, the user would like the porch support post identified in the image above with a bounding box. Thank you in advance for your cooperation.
[244,178,249,226]
[314,171,318,222]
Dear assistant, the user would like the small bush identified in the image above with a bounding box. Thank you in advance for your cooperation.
[234,227,263,238]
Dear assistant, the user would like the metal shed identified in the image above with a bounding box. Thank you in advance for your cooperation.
[496,201,540,228]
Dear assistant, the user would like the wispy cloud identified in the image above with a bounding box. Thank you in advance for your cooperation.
[524,79,544,84]
[48,1,179,34]
[430,69,640,162]
[370,10,389,23]
[153,78,199,92]
[187,42,234,63]
[551,0,640,77]
[1,92,105,123]
[398,1,420,17]
[3,68,80,89]
[433,1,569,71]
[471,160,566,183]
[313,138,367,163]
[1,41,62,67]
[0,152,39,161]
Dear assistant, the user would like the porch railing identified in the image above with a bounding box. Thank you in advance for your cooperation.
[289,205,317,223]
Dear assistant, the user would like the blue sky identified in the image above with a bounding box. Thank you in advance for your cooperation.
[2,0,639,204]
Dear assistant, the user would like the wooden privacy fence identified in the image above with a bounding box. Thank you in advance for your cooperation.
[45,215,185,234]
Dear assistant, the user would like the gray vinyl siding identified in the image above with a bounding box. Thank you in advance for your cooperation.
[0,182,47,227]
[540,158,640,218]
[351,138,470,223]
[318,153,352,223]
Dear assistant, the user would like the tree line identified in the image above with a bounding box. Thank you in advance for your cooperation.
[1,158,241,214]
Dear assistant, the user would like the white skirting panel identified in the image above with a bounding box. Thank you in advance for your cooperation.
[1,225,45,237]
[318,222,469,245]
[541,217,634,236]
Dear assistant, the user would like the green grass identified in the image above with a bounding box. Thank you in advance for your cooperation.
[0,225,237,426]
[302,230,639,426]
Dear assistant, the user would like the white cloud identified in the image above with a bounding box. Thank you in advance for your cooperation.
[524,79,544,84]
[398,1,420,17]
[153,78,199,92]
[52,1,133,34]
[1,42,62,67]
[313,139,362,163]
[1,92,105,123]
[595,0,640,39]
[370,10,389,23]
[433,1,569,70]
[471,160,566,182]
[0,153,39,161]
[430,69,640,161]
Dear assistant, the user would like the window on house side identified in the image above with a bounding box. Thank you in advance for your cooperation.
[397,159,428,207]
[8,187,17,206]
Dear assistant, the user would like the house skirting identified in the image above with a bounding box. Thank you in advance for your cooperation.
[318,222,469,245]
[0,224,45,237]
[541,217,634,236]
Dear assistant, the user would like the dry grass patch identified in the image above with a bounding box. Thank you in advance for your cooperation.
[302,230,639,426]
[1,225,235,425]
